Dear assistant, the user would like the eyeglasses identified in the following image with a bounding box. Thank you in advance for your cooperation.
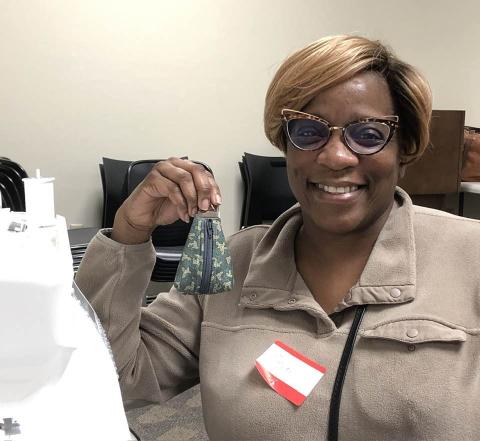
[281,109,399,155]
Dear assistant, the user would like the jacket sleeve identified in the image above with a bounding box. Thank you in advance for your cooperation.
[74,231,202,405]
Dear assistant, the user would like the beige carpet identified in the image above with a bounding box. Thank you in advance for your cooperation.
[126,384,209,441]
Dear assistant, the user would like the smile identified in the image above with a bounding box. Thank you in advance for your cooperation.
[315,183,363,195]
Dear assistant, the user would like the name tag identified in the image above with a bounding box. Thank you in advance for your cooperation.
[255,340,326,406]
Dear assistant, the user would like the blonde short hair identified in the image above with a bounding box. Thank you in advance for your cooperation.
[264,35,432,164]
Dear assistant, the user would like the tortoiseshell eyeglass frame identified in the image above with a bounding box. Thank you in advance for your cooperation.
[281,108,399,155]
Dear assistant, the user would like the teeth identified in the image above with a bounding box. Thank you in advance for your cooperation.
[316,184,359,194]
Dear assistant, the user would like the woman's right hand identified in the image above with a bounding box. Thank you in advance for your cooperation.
[111,158,221,245]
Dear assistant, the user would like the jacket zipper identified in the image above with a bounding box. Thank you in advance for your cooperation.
[199,219,214,294]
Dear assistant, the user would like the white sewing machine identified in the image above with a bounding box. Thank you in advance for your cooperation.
[0,172,133,441]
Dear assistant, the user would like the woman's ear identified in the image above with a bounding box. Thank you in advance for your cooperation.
[397,151,409,179]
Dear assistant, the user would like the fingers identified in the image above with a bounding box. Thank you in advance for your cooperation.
[206,172,222,206]
[149,158,221,221]
[190,164,222,212]
[134,170,189,223]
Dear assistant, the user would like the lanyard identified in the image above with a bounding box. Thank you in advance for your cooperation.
[327,305,367,441]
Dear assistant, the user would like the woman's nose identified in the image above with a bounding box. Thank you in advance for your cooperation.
[315,130,359,170]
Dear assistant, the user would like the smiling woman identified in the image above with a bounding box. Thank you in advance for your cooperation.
[263,36,432,314]
[76,35,480,441]
[285,72,402,238]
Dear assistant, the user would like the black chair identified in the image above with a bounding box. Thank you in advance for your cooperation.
[239,153,297,228]
[0,172,22,211]
[0,164,24,211]
[238,161,248,229]
[0,158,27,211]
[0,158,28,181]
[100,157,212,290]
[99,164,106,227]
[0,181,15,209]
[100,158,132,228]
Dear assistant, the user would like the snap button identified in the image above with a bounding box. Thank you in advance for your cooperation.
[390,288,402,298]
[249,293,257,301]
[288,298,296,305]
[406,328,419,338]
[407,344,416,352]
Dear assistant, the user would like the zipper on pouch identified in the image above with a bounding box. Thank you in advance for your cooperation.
[199,219,214,294]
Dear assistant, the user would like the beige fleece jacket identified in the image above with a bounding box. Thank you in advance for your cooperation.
[76,188,480,441]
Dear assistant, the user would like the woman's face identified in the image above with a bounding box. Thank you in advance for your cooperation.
[286,71,404,236]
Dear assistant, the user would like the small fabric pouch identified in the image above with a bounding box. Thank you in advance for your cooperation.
[174,210,234,295]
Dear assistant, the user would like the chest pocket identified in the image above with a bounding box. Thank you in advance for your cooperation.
[360,318,467,344]
[348,319,475,439]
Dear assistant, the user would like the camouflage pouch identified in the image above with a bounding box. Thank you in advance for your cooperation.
[174,210,234,295]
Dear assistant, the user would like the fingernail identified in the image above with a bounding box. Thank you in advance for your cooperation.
[215,194,222,205]
[200,198,209,210]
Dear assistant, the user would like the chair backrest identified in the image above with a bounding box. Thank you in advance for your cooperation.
[125,158,211,194]
[100,157,213,243]
[241,153,297,227]
[238,161,248,229]
[0,158,28,180]
[0,181,15,209]
[99,164,106,227]
[0,170,23,211]
[100,157,133,228]
[0,159,27,211]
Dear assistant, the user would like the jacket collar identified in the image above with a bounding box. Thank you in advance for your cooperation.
[240,187,416,316]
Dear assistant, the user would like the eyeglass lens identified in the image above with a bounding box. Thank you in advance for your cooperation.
[287,119,392,154]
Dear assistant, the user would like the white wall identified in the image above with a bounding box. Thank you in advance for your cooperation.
[1,0,479,236]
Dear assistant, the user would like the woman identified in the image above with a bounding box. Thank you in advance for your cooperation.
[76,35,480,440]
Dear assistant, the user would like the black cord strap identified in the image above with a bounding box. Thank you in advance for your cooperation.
[327,305,367,441]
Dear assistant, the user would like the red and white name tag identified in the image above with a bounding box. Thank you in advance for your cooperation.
[255,340,326,406]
